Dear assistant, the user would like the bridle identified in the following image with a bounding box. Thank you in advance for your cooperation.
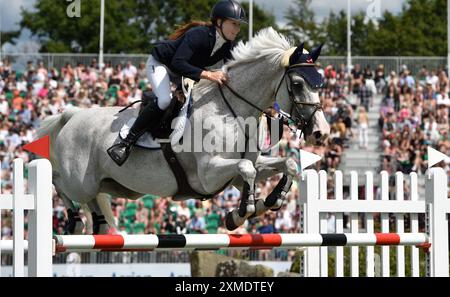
[273,63,323,137]
[218,63,323,148]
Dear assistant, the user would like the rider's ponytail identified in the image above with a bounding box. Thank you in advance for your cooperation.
[169,21,213,40]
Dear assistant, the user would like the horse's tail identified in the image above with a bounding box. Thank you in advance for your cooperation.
[36,107,82,171]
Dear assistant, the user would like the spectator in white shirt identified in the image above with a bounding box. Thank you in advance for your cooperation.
[0,94,9,115]
[436,90,450,106]
[426,70,439,91]
[122,61,137,82]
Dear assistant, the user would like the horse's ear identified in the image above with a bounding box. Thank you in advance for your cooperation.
[310,43,323,62]
[289,42,305,66]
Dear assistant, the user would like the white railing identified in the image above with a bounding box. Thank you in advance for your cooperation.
[299,168,449,277]
[1,53,447,74]
[0,158,53,277]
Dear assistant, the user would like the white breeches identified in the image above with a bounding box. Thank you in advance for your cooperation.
[146,55,173,110]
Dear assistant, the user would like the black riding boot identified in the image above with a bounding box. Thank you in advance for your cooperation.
[107,101,165,166]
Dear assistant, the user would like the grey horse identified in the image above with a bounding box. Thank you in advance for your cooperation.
[37,27,330,234]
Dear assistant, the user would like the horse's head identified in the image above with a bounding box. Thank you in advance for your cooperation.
[276,43,330,146]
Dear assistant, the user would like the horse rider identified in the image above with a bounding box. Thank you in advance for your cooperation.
[107,0,247,166]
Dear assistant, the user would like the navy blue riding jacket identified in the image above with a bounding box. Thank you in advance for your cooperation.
[151,25,234,82]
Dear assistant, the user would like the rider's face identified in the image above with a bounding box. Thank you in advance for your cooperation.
[218,19,241,41]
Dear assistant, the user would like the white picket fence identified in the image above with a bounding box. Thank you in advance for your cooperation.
[0,158,448,277]
[299,168,449,277]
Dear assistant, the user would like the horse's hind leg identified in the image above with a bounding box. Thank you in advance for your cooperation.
[86,193,114,235]
[54,175,85,234]
[59,191,85,235]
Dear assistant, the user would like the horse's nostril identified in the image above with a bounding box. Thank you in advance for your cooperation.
[313,131,322,139]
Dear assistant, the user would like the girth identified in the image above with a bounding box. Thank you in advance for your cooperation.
[160,143,233,200]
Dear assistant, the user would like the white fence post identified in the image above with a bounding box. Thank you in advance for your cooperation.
[334,171,344,277]
[380,171,390,277]
[349,171,359,277]
[27,159,53,277]
[299,170,320,277]
[365,171,375,277]
[12,159,25,277]
[409,172,420,277]
[395,172,405,277]
[425,168,449,277]
[318,170,328,277]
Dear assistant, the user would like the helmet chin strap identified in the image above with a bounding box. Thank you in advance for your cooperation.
[217,20,232,42]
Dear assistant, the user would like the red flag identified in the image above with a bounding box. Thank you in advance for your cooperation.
[23,135,50,159]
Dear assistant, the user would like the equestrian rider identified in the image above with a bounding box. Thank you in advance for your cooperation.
[107,0,247,166]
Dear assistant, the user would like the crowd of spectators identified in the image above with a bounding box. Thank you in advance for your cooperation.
[377,65,449,177]
[0,57,448,262]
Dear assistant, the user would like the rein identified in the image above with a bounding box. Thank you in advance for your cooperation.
[218,65,323,147]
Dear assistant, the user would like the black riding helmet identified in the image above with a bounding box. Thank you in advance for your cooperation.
[211,0,248,25]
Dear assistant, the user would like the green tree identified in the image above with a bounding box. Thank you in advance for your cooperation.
[0,30,20,47]
[238,2,278,42]
[20,0,145,53]
[19,0,220,53]
[142,0,218,41]
[282,0,324,49]
[323,11,348,55]
[18,0,277,53]
[321,0,447,56]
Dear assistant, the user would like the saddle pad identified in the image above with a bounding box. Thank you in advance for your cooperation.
[119,89,192,150]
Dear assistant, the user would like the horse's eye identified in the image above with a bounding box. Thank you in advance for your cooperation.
[292,82,303,91]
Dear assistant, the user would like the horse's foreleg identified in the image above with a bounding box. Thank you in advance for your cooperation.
[254,156,298,181]
[253,156,297,216]
[226,159,257,231]
[205,157,257,231]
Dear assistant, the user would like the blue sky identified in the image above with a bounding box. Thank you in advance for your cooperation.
[0,0,405,50]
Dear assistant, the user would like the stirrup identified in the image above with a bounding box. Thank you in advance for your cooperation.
[107,141,133,166]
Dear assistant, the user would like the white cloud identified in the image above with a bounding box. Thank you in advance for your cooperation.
[240,0,404,24]
[0,0,35,31]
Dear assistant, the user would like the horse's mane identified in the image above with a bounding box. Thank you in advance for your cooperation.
[195,27,293,97]
[225,27,292,70]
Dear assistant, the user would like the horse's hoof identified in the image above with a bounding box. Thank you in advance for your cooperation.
[270,205,283,212]
[248,199,261,219]
[269,198,284,212]
[225,212,239,231]
[246,204,255,216]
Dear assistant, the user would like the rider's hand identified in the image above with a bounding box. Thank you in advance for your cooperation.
[201,70,229,85]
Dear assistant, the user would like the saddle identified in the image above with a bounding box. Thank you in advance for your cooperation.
[118,78,230,200]
[119,81,192,149]
[139,87,186,140]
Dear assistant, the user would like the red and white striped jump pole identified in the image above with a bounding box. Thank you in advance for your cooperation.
[53,233,429,253]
